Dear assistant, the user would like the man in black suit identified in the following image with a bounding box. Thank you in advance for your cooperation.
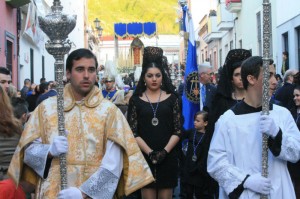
[198,62,217,112]
[275,69,298,111]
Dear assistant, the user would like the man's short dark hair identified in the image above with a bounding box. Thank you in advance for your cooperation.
[66,48,98,72]
[283,51,289,57]
[241,56,263,90]
[11,97,28,119]
[40,77,46,83]
[39,82,49,93]
[24,78,31,84]
[0,67,11,75]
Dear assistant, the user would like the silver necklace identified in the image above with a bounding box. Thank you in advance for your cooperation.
[145,90,162,126]
[192,131,205,162]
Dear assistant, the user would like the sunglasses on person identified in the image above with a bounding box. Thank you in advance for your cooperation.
[105,80,113,83]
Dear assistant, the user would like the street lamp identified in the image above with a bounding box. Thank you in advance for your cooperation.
[94,18,103,37]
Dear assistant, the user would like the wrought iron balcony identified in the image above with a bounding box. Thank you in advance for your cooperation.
[225,0,242,13]
[6,0,30,8]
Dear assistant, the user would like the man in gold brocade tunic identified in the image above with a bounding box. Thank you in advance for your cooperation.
[8,48,154,199]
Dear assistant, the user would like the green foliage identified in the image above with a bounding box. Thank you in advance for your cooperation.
[88,0,179,36]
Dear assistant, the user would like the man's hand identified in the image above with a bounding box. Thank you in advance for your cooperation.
[260,115,279,138]
[58,187,83,199]
[244,173,271,195]
[49,136,68,157]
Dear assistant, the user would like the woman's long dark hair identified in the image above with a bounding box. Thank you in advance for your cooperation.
[134,62,176,97]
[0,86,22,136]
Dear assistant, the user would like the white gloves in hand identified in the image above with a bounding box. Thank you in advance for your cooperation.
[259,115,279,138]
[244,173,271,195]
[58,187,83,199]
[49,136,68,157]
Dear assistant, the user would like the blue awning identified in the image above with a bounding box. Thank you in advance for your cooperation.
[114,22,156,38]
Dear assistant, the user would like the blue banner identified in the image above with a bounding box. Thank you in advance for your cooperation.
[114,22,156,38]
[114,23,127,37]
[182,5,200,130]
[127,23,143,37]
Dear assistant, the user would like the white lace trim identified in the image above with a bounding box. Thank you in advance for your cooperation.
[80,167,119,199]
[210,162,246,195]
[24,143,50,178]
[279,135,300,163]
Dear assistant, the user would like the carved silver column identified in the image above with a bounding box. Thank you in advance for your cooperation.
[261,0,271,198]
[38,0,76,190]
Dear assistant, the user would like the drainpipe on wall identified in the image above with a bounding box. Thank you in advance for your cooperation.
[234,17,238,49]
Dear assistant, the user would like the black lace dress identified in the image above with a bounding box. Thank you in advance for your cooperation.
[127,93,181,188]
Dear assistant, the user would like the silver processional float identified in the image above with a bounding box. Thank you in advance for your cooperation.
[38,0,77,190]
[261,0,271,198]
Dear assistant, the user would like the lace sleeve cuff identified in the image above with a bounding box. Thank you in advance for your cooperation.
[80,140,123,198]
[24,143,51,179]
[80,167,119,199]
[279,132,300,163]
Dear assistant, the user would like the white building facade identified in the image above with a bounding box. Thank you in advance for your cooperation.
[18,0,87,87]
[276,0,300,72]
[195,0,300,74]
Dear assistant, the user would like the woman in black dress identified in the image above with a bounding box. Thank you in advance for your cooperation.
[127,46,181,199]
[209,49,251,125]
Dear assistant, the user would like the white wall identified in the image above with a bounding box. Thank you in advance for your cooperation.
[19,0,86,88]
[59,0,85,49]
[197,0,279,69]
[276,0,300,72]
[276,0,300,26]
[19,34,56,85]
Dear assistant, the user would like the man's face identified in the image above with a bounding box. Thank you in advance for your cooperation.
[232,67,243,89]
[66,57,97,100]
[0,73,12,93]
[200,69,213,84]
[25,80,31,87]
[104,80,115,91]
[251,67,264,100]
[268,64,277,96]
[283,54,287,60]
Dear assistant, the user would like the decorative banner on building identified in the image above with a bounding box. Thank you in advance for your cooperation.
[23,1,45,49]
[114,22,156,38]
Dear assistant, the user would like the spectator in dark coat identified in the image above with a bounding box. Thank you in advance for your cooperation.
[36,81,57,106]
[275,69,298,111]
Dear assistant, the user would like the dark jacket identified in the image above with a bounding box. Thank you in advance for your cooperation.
[203,83,217,112]
[36,90,57,106]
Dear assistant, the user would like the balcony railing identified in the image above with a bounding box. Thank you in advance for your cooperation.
[6,0,30,8]
[226,0,242,13]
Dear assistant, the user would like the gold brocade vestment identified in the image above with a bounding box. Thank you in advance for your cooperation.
[8,84,154,198]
